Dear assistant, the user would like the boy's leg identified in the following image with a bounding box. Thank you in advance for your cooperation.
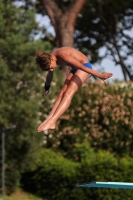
[37,72,74,130]
[37,70,91,132]
[47,72,74,118]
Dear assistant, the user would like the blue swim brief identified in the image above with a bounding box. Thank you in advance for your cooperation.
[70,62,92,74]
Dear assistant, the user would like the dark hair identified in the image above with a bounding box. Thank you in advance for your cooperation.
[35,51,52,71]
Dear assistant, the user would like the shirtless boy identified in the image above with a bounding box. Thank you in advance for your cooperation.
[35,47,113,132]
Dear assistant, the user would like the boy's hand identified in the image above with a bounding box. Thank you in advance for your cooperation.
[42,82,50,96]
[42,90,50,96]
[100,72,113,84]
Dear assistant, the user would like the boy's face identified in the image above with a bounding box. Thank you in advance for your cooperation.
[49,56,56,70]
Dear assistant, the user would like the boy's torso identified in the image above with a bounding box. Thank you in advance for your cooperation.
[52,47,89,66]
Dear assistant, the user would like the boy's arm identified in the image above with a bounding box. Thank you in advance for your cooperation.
[62,55,113,80]
[45,70,54,86]
[43,70,54,96]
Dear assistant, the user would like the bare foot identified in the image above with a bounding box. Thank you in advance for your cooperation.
[37,113,54,131]
[37,120,47,131]
[37,117,51,131]
[37,122,56,133]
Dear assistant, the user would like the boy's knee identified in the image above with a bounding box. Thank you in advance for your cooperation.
[58,87,66,98]
[64,88,75,99]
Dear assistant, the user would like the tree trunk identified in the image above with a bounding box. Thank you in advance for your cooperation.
[41,0,86,76]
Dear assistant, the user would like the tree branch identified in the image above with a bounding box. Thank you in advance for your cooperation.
[111,34,128,80]
[41,0,86,26]
[41,0,62,26]
[65,0,86,25]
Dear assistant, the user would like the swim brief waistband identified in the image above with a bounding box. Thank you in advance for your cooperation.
[70,62,92,74]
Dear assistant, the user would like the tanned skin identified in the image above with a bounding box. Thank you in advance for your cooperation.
[36,47,113,132]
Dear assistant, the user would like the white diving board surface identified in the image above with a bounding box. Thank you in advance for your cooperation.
[76,182,133,189]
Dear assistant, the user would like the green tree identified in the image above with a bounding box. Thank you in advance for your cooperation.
[0,0,53,193]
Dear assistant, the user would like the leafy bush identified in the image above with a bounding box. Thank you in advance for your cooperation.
[21,148,81,200]
[21,146,133,200]
[45,81,133,158]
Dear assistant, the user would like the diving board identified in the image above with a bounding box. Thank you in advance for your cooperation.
[76,182,133,189]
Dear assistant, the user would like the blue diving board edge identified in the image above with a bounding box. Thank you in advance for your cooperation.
[76,182,133,189]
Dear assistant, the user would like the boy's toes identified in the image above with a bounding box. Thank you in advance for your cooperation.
[36,128,42,133]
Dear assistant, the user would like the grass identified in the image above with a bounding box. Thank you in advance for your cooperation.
[0,190,43,200]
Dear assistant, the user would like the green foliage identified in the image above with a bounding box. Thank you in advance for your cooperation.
[45,81,133,158]
[21,146,133,200]
[0,0,53,194]
[21,148,80,200]
[1,1,133,198]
